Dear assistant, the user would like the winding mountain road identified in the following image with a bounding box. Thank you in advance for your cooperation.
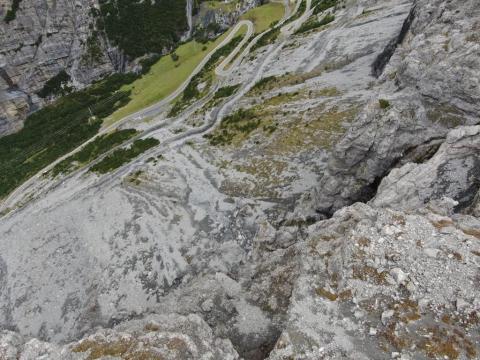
[0,20,254,213]
[0,0,311,214]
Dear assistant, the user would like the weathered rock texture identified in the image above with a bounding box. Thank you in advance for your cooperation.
[267,200,480,359]
[372,126,480,212]
[0,314,240,359]
[314,0,480,216]
[0,0,115,136]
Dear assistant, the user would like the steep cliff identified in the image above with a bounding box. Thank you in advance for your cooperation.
[0,0,116,136]
[313,0,480,216]
[0,0,114,133]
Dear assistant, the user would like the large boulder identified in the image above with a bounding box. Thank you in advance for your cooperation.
[372,126,480,212]
[268,201,480,359]
[0,314,240,359]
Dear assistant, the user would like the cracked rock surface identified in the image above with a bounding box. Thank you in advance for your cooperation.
[314,0,480,215]
[0,0,479,358]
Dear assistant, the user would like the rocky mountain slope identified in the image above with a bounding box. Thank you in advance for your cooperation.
[0,0,479,359]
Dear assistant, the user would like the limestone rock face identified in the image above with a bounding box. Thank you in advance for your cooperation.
[0,314,240,359]
[372,126,480,211]
[314,0,480,215]
[267,201,480,360]
[0,0,115,136]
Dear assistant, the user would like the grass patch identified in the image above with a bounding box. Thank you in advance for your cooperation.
[107,25,247,125]
[51,129,139,176]
[0,73,136,199]
[90,138,160,174]
[168,33,245,117]
[248,69,323,95]
[265,106,357,154]
[240,1,285,33]
[204,107,276,146]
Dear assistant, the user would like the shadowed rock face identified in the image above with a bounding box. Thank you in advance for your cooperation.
[314,0,480,216]
[371,4,416,77]
[372,126,480,212]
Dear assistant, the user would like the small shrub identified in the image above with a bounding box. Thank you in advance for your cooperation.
[312,0,337,15]
[295,14,335,34]
[251,76,277,91]
[379,99,391,109]
[214,84,240,99]
[51,129,138,176]
[4,0,22,23]
[251,27,280,51]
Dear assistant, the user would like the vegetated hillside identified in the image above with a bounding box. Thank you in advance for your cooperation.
[96,0,188,59]
[0,73,136,199]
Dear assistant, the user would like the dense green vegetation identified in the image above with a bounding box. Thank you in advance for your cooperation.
[90,138,160,174]
[96,0,188,58]
[4,0,22,23]
[0,73,136,198]
[295,13,335,34]
[37,70,72,98]
[51,129,139,176]
[214,84,241,99]
[312,0,338,15]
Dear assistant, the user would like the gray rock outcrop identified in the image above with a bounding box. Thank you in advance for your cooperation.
[267,200,480,359]
[0,314,240,359]
[0,0,479,358]
[372,125,480,212]
[0,0,115,136]
[314,0,480,215]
